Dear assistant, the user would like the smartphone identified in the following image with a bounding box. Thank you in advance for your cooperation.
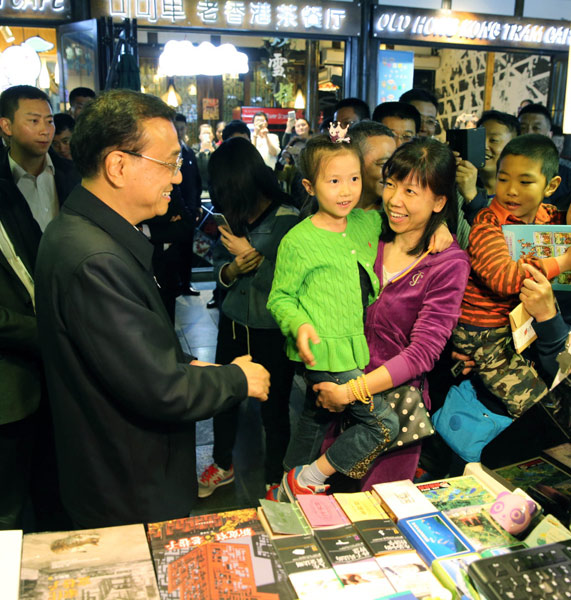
[288,110,296,120]
[212,212,233,235]
[446,127,486,169]
[450,359,465,378]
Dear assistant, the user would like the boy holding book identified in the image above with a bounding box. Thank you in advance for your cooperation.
[453,134,571,418]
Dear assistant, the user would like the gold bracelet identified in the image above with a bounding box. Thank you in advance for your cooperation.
[359,375,374,412]
[348,379,363,404]
[361,375,373,402]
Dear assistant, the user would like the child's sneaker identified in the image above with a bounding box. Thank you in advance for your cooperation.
[281,465,330,503]
[265,484,281,502]
[198,463,234,498]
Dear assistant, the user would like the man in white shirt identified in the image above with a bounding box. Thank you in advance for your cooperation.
[0,86,80,231]
[252,112,280,169]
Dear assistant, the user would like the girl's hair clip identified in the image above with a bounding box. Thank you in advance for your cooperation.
[328,121,351,143]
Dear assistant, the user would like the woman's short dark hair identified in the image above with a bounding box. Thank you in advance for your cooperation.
[381,138,458,255]
[208,137,290,236]
[253,111,269,122]
[70,90,175,178]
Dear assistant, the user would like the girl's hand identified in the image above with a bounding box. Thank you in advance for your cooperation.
[520,263,557,322]
[451,350,475,375]
[219,227,254,256]
[430,222,453,253]
[296,323,320,366]
[313,381,349,412]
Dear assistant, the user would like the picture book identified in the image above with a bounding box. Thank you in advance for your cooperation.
[376,551,453,600]
[19,523,159,600]
[354,518,415,556]
[416,476,496,511]
[431,553,482,600]
[296,494,351,529]
[0,530,22,600]
[443,506,517,552]
[147,508,294,600]
[462,462,513,496]
[334,491,390,522]
[333,558,396,597]
[494,456,570,491]
[398,512,475,565]
[258,499,311,537]
[502,224,571,291]
[313,524,372,565]
[372,479,437,522]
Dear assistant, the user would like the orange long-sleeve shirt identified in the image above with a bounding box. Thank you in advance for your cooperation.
[459,199,564,328]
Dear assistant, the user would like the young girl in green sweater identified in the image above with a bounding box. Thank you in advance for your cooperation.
[267,133,400,500]
[268,133,451,500]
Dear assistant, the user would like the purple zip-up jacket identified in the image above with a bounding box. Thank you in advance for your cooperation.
[361,238,470,489]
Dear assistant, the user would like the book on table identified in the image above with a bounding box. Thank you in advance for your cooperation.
[147,508,295,600]
[415,474,496,511]
[19,524,159,600]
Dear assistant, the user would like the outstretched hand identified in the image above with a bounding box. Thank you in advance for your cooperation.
[232,355,270,401]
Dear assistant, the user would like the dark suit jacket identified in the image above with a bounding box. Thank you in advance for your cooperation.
[0,180,43,425]
[35,186,248,528]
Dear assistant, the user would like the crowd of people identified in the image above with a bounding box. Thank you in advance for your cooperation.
[1,82,569,532]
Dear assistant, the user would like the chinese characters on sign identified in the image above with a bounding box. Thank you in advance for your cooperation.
[103,0,352,33]
[268,52,287,78]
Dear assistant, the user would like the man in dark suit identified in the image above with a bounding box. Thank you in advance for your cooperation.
[0,180,42,530]
[35,90,270,528]
[0,85,79,531]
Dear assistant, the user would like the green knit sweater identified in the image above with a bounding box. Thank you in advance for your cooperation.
[267,209,382,371]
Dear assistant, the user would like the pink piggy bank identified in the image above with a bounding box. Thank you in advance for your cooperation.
[488,491,536,535]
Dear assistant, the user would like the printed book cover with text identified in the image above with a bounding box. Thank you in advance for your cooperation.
[147,508,294,600]
[502,224,571,291]
[416,475,496,511]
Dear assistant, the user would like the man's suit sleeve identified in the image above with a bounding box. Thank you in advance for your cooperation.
[62,252,247,423]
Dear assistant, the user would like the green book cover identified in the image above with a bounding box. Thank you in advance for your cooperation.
[416,475,496,511]
[495,457,570,491]
[259,499,310,536]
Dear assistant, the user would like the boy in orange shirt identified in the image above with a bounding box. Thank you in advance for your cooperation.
[453,134,571,418]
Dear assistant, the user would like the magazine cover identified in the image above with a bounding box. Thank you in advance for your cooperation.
[416,476,496,511]
[502,224,571,291]
[147,509,294,600]
[354,519,414,556]
[313,524,372,565]
[19,524,159,600]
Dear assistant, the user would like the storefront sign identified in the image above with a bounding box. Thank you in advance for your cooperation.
[372,6,571,52]
[92,0,359,36]
[0,0,72,20]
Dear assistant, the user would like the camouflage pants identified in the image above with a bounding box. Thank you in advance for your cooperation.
[452,325,548,419]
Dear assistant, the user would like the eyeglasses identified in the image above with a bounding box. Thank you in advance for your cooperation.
[120,150,183,175]
[391,132,416,144]
[420,117,438,128]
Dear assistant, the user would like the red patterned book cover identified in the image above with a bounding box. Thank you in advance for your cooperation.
[147,508,295,599]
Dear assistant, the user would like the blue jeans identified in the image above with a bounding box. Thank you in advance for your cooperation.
[284,368,399,479]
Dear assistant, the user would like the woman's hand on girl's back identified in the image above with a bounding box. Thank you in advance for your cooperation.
[313,382,350,413]
[430,222,453,253]
[220,227,254,256]
[296,323,320,367]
